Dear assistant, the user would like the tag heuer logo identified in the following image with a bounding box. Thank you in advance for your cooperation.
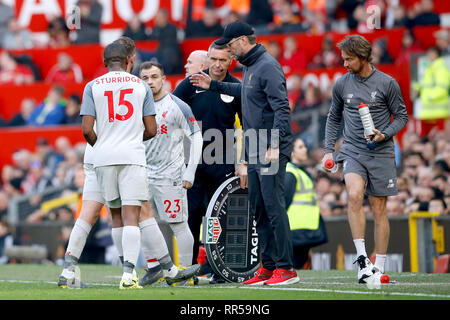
[206,217,222,244]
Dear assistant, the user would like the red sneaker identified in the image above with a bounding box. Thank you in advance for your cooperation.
[264,268,299,286]
[243,267,273,285]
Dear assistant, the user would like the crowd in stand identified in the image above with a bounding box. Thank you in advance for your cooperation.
[0,0,448,128]
[0,0,448,79]
[0,122,448,229]
[0,136,85,224]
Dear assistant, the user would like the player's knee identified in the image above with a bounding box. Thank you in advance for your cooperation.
[139,201,154,221]
[347,190,364,205]
[373,208,388,223]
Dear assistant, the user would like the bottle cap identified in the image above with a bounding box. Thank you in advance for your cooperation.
[324,159,334,169]
[358,102,368,109]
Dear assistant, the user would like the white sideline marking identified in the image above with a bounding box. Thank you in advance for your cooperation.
[0,279,115,287]
[1,279,450,298]
[240,286,450,299]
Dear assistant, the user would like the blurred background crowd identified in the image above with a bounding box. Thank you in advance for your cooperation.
[0,0,449,265]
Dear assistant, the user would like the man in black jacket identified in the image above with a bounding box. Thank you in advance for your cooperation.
[190,21,298,285]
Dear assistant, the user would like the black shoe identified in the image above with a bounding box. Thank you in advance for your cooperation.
[198,259,214,276]
[209,273,225,284]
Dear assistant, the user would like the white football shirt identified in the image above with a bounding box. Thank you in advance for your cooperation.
[145,93,200,183]
[80,71,155,168]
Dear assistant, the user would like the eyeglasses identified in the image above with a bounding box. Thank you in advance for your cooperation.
[227,36,243,48]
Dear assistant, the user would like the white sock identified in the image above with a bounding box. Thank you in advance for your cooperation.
[170,222,194,266]
[353,239,367,258]
[61,269,75,279]
[111,227,124,257]
[139,218,170,263]
[145,258,160,269]
[65,219,92,259]
[122,272,134,283]
[122,226,141,267]
[375,254,386,273]
[164,265,178,278]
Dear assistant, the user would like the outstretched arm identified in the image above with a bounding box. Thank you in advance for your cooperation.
[190,71,242,97]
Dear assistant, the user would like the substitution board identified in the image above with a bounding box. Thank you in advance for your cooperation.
[202,176,259,283]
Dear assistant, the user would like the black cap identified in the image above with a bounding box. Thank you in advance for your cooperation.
[215,21,254,46]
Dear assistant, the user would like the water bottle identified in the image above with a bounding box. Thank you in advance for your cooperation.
[358,102,375,137]
[324,159,339,173]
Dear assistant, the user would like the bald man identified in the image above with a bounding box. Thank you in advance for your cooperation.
[184,50,208,77]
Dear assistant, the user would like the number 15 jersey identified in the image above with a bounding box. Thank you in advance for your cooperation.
[80,71,156,168]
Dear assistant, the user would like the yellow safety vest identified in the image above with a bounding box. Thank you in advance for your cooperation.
[416,57,450,120]
[285,162,320,230]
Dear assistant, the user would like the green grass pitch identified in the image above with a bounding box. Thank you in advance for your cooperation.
[0,264,449,300]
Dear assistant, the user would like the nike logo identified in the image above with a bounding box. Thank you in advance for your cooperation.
[121,282,134,288]
[225,172,233,178]
[195,90,205,94]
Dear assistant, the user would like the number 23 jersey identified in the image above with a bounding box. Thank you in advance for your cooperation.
[80,71,156,168]
[145,93,200,184]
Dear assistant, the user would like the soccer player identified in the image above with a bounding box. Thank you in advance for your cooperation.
[58,36,140,289]
[322,35,408,283]
[138,61,203,286]
[80,42,156,289]
[58,37,199,289]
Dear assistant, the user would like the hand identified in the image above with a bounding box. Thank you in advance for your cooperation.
[371,129,385,143]
[235,163,248,189]
[265,147,279,163]
[189,71,211,90]
[321,152,333,172]
[182,180,193,189]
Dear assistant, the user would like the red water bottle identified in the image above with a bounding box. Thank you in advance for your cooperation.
[324,159,339,173]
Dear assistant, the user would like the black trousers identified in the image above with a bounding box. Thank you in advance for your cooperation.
[248,154,294,270]
[292,246,311,270]
[187,163,235,264]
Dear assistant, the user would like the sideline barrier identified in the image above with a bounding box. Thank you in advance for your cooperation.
[312,215,449,272]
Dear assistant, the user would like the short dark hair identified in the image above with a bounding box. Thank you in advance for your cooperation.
[208,41,231,57]
[114,36,136,57]
[209,41,229,52]
[69,94,81,105]
[140,61,165,76]
[337,35,372,62]
[427,46,441,57]
[51,84,65,95]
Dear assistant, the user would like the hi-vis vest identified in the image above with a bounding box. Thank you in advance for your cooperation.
[285,162,320,231]
[416,57,450,120]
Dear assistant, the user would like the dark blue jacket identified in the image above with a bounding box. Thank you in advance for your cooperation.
[209,44,292,163]
[173,69,242,166]
[27,101,66,126]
